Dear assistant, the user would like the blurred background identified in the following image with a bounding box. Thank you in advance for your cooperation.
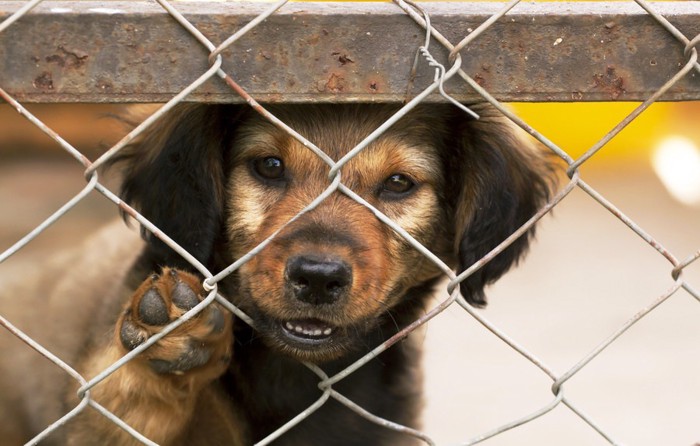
[421,101,700,446]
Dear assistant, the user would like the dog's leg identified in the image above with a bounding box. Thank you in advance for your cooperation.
[68,268,240,445]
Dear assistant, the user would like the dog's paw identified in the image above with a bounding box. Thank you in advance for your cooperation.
[117,268,232,380]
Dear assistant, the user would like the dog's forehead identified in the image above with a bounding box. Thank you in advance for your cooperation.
[234,106,443,177]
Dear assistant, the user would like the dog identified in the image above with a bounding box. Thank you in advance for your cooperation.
[0,103,554,445]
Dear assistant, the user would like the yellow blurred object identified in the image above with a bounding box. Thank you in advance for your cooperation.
[511,102,676,165]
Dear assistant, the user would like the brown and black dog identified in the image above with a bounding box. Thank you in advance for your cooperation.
[0,103,554,445]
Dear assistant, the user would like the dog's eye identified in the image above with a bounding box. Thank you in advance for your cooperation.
[253,156,285,181]
[382,174,415,196]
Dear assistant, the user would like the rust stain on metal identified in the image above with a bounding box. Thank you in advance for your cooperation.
[593,66,626,99]
[364,73,384,94]
[60,46,88,67]
[45,55,63,66]
[323,73,346,93]
[473,73,487,88]
[45,46,89,69]
[332,51,354,66]
[33,72,54,91]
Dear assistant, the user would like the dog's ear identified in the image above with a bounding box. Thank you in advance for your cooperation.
[446,106,554,307]
[111,104,243,269]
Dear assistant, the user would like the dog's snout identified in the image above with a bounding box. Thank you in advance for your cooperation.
[286,256,352,305]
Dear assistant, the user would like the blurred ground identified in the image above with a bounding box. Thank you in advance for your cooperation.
[1,103,699,445]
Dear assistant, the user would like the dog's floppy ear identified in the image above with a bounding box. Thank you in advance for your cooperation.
[446,106,554,307]
[112,104,242,269]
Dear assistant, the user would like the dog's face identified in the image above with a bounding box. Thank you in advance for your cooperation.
[224,107,452,360]
[116,104,553,362]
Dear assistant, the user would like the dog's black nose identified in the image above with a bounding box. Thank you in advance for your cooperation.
[286,255,352,305]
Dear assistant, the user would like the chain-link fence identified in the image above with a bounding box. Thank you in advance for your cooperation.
[1,1,699,445]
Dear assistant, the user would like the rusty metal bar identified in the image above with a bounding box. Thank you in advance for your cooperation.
[0,1,699,103]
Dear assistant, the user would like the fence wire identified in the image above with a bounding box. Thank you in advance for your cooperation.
[0,1,699,445]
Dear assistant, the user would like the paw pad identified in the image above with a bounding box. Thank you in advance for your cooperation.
[171,281,200,311]
[138,288,170,326]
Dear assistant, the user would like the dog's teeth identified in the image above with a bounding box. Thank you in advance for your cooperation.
[283,321,334,338]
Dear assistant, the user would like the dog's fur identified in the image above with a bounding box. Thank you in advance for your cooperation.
[0,103,554,445]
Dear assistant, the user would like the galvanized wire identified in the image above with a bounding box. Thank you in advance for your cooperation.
[0,0,42,33]
[0,1,699,445]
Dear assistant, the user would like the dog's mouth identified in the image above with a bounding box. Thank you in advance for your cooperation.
[240,298,371,361]
[258,314,355,361]
[281,319,335,343]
